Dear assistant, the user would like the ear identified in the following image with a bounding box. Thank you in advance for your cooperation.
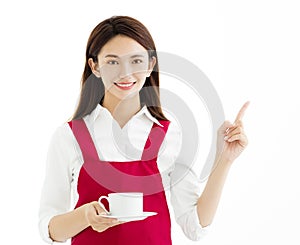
[146,56,157,77]
[88,58,101,78]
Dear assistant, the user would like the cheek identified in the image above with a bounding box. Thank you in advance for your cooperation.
[133,73,148,87]
[100,66,119,84]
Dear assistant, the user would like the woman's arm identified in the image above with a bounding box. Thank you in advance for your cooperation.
[196,157,231,227]
[49,203,89,242]
[49,201,123,242]
[197,102,250,227]
[39,125,124,243]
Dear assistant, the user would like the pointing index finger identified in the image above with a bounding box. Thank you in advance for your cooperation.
[234,101,250,123]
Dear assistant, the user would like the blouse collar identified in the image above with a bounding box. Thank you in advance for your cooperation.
[87,104,164,127]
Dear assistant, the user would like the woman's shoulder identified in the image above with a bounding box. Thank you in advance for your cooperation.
[159,111,182,153]
[49,121,76,146]
[161,110,182,136]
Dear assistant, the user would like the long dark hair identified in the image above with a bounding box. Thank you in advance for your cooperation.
[72,16,168,121]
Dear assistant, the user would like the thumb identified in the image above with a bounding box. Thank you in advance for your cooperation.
[218,120,234,134]
[92,201,109,215]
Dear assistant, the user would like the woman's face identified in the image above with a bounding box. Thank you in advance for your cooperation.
[90,35,156,100]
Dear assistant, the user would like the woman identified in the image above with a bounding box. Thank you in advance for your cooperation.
[39,15,249,244]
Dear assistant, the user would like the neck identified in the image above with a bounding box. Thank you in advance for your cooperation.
[102,92,141,128]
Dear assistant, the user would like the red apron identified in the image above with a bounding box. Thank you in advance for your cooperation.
[68,119,172,245]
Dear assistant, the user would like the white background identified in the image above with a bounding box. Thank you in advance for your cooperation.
[1,0,299,244]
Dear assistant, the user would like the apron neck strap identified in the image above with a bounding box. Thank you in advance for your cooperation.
[141,120,170,161]
[68,119,101,162]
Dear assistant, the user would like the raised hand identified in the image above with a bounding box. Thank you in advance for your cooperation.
[216,101,250,163]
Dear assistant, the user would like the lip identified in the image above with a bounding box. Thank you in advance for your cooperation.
[114,82,136,90]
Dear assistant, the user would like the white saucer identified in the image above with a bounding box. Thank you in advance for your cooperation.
[99,211,157,222]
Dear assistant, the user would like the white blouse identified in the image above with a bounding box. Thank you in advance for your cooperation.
[38,104,209,244]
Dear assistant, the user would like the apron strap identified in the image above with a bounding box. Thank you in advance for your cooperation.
[141,120,170,161]
[68,119,170,162]
[68,119,100,162]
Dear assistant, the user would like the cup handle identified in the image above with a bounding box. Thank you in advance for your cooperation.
[98,196,110,214]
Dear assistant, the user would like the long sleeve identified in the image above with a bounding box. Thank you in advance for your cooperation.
[38,124,78,244]
[169,163,209,241]
[162,119,209,241]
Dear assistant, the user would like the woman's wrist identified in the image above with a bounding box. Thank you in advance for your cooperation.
[48,203,91,242]
[214,154,234,169]
[80,203,92,228]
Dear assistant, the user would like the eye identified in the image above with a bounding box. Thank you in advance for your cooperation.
[107,60,119,65]
[132,59,143,64]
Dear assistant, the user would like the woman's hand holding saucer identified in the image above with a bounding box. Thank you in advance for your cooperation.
[84,201,125,232]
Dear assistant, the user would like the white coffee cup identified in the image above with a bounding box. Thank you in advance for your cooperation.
[98,192,143,216]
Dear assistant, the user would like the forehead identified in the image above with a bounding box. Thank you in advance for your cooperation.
[98,35,147,59]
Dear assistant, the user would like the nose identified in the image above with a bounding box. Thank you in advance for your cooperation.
[118,62,132,79]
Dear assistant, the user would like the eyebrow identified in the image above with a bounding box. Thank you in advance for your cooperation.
[104,54,146,58]
[104,54,118,58]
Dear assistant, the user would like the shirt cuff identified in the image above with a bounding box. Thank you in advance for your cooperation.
[176,206,210,241]
[39,215,55,244]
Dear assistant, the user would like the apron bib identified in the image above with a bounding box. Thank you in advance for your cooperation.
[68,119,172,245]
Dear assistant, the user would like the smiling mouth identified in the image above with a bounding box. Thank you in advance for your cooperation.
[114,82,136,89]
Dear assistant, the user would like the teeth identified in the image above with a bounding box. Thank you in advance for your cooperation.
[116,83,134,87]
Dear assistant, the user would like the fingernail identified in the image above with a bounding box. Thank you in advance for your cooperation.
[224,136,228,141]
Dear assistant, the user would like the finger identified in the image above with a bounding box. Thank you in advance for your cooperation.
[225,125,243,138]
[107,219,120,226]
[225,123,244,136]
[118,221,127,224]
[234,101,250,123]
[226,124,237,134]
[227,133,248,146]
[110,220,125,227]
[219,120,234,134]
[95,215,118,223]
[225,131,243,142]
[233,119,243,127]
[95,220,123,231]
[91,224,111,232]
[92,201,109,215]
[91,219,119,232]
